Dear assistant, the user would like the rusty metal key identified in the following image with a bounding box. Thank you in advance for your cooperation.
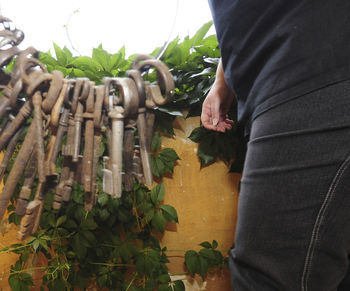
[104,77,139,198]
[127,70,153,186]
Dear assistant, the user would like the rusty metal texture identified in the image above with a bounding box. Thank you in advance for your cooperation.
[0,19,175,240]
[0,100,32,151]
[0,121,36,220]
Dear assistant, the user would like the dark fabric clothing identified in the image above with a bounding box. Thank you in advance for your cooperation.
[209,0,350,135]
[230,80,350,290]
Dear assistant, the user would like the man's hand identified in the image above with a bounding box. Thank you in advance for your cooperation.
[201,59,234,132]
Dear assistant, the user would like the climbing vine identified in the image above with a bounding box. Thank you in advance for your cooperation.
[0,21,245,290]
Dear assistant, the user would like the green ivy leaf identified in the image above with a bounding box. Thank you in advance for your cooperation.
[135,249,161,276]
[32,239,40,252]
[151,155,165,178]
[56,215,67,227]
[199,248,216,261]
[199,241,212,249]
[197,140,217,167]
[69,56,103,72]
[92,46,109,71]
[154,111,175,135]
[98,192,109,207]
[72,68,86,78]
[157,107,184,117]
[117,207,133,223]
[173,280,186,291]
[80,218,98,230]
[184,250,199,275]
[188,127,207,143]
[159,148,180,163]
[72,234,87,259]
[9,273,33,291]
[145,208,155,223]
[151,133,162,152]
[136,188,146,205]
[157,273,171,283]
[81,230,96,247]
[158,283,172,291]
[98,208,110,221]
[8,275,20,291]
[150,183,165,205]
[119,245,132,263]
[191,21,213,46]
[151,210,167,233]
[63,219,78,230]
[53,43,68,66]
[198,255,209,278]
[159,205,178,223]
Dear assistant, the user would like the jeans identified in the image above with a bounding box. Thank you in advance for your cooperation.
[229,80,350,291]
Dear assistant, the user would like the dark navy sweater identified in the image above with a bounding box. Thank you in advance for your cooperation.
[209,0,350,135]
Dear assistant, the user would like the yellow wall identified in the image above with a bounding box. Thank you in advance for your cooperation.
[161,116,240,291]
[0,218,19,291]
[0,116,240,291]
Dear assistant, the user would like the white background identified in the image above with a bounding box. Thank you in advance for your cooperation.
[0,0,215,56]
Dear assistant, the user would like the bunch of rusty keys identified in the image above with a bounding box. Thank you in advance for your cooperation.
[101,58,175,198]
[0,17,175,240]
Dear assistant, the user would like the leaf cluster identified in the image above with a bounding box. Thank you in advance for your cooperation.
[2,21,243,290]
[184,240,227,279]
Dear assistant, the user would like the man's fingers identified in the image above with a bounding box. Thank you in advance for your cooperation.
[224,118,234,125]
[212,98,221,126]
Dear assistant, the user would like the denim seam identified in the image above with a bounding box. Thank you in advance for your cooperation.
[301,152,350,291]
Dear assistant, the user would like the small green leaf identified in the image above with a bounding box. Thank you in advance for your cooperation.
[56,215,67,227]
[98,208,110,221]
[191,21,213,46]
[136,188,146,205]
[9,272,33,291]
[151,210,167,232]
[117,208,132,223]
[63,219,78,230]
[39,239,48,251]
[199,248,216,260]
[150,183,165,205]
[98,192,109,207]
[151,133,162,152]
[212,240,218,249]
[70,56,103,72]
[32,239,40,252]
[53,43,68,66]
[185,250,199,274]
[145,208,155,223]
[157,107,184,117]
[157,273,171,283]
[72,234,87,259]
[8,275,20,291]
[119,245,132,263]
[159,204,178,223]
[81,230,95,247]
[159,148,180,163]
[198,255,209,278]
[158,283,172,291]
[80,218,98,230]
[135,249,160,276]
[199,241,212,249]
[151,155,166,178]
[173,280,185,291]
[188,127,208,143]
[92,47,109,71]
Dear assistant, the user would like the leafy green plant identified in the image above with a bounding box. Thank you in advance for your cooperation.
[1,22,245,290]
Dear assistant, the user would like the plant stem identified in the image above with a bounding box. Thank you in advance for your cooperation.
[169,272,189,277]
[126,272,138,291]
[90,262,134,268]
